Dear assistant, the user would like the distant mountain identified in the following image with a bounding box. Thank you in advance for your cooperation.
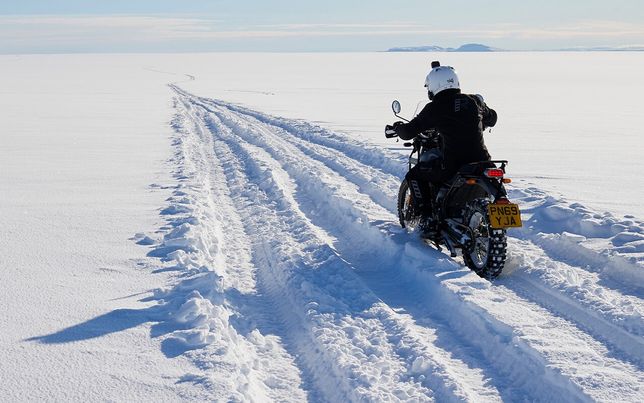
[387,43,644,52]
[387,43,499,52]
[455,43,498,52]
[387,45,448,52]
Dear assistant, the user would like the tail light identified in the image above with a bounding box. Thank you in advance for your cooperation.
[484,168,504,178]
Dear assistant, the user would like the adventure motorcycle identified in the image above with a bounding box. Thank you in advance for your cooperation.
[387,100,522,279]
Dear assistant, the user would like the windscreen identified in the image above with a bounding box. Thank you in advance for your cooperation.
[413,100,429,117]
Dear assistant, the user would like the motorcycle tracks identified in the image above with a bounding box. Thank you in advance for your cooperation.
[155,85,642,402]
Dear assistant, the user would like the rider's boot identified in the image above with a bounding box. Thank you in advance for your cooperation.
[419,217,438,239]
[419,184,438,239]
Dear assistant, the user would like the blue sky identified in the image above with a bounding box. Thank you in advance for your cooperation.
[2,0,644,53]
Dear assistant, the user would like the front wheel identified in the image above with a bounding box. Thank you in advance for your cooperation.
[397,179,421,229]
[462,199,507,279]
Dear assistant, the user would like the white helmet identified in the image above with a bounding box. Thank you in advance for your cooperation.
[424,61,460,100]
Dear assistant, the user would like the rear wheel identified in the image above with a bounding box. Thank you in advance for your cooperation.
[397,180,421,229]
[462,199,507,279]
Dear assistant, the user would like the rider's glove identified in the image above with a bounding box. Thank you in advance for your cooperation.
[385,121,404,138]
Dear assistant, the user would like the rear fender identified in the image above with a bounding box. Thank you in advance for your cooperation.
[473,176,507,200]
[441,176,505,218]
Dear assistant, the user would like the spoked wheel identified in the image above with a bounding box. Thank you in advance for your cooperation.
[462,199,507,279]
[397,180,421,229]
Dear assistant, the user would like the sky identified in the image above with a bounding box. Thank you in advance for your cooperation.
[1,0,644,53]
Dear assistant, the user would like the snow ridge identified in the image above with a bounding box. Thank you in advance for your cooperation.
[138,84,643,402]
[139,98,307,401]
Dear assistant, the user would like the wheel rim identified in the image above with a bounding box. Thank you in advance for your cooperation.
[402,189,420,229]
[468,211,490,269]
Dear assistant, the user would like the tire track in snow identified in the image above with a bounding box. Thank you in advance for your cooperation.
[172,86,644,402]
[203,109,439,401]
[175,86,408,179]
[197,100,599,402]
[185,92,581,401]
[194,96,402,213]
[169,97,309,401]
[203,93,644,375]
[201,101,508,402]
[500,238,644,368]
[191,90,640,402]
[208,95,644,338]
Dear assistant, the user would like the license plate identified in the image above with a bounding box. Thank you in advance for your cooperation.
[487,203,522,228]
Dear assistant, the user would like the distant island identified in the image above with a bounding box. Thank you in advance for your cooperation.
[387,43,499,52]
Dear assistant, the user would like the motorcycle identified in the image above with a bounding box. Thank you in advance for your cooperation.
[387,100,522,279]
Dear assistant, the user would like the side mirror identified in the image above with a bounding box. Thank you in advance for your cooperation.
[392,100,401,115]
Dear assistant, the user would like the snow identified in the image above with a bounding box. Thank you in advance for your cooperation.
[1,53,643,402]
[169,52,644,218]
[0,55,209,400]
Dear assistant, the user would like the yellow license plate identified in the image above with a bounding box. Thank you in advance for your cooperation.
[487,203,522,228]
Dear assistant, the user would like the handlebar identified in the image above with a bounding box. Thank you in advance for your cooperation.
[384,125,398,138]
[415,129,439,142]
[403,129,441,152]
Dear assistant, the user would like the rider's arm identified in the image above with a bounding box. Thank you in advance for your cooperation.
[395,104,436,140]
[483,107,497,128]
[473,94,497,128]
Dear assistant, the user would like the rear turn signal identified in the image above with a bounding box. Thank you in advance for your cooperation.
[484,168,504,178]
[495,198,511,204]
[466,179,477,185]
[502,178,512,184]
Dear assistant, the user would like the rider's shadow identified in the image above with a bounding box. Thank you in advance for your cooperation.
[24,292,197,359]
[25,304,166,345]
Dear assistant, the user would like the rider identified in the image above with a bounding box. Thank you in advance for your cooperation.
[385,61,497,231]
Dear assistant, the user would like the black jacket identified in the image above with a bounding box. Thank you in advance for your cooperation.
[396,89,497,173]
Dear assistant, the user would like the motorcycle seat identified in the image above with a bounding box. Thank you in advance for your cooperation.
[457,161,495,176]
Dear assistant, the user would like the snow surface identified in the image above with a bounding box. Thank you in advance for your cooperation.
[169,52,644,218]
[1,53,643,402]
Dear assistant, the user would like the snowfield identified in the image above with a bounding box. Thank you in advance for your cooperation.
[1,53,643,402]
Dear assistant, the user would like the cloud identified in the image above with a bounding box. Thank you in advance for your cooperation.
[1,15,217,41]
[1,15,643,52]
[487,21,644,39]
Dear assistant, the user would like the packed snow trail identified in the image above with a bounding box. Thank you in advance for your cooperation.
[141,84,643,402]
[142,97,308,401]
